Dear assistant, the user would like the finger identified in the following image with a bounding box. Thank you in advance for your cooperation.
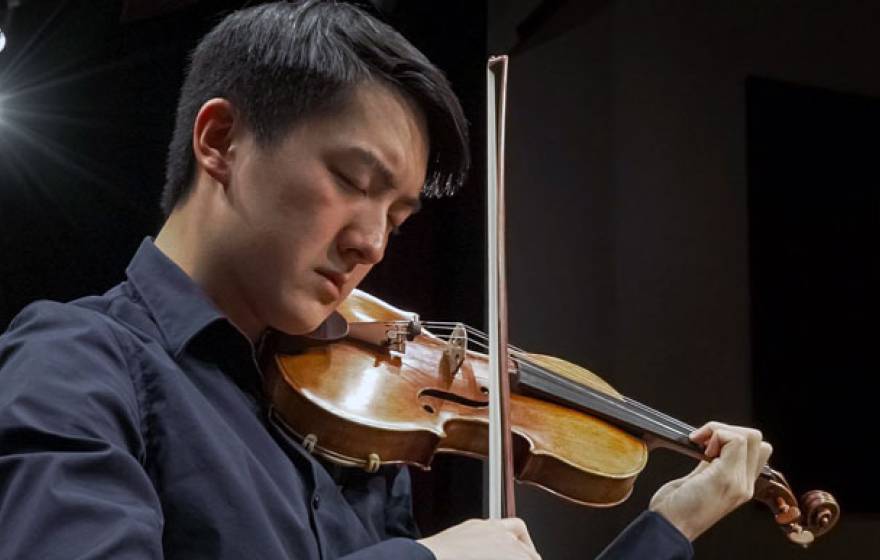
[499,517,538,552]
[743,428,763,483]
[690,421,729,445]
[710,426,765,482]
[707,429,747,465]
[754,441,773,480]
[703,427,736,459]
[499,519,541,560]
[714,430,752,500]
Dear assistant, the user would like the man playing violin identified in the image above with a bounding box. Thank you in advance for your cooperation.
[0,2,772,559]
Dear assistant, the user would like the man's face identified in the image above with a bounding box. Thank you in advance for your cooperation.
[217,83,428,336]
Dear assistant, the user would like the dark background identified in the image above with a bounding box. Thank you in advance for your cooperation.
[1,0,877,558]
[747,76,878,514]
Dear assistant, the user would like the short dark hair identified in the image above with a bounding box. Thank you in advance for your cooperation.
[160,0,470,217]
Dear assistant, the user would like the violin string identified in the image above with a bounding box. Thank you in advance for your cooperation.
[423,322,519,350]
[422,326,694,441]
[623,397,697,434]
[424,323,487,342]
[424,321,694,439]
[374,322,763,466]
[509,357,695,441]
[425,323,698,435]
[423,322,527,353]
[422,326,535,369]
[423,323,696,438]
[423,326,776,475]
[428,331,494,354]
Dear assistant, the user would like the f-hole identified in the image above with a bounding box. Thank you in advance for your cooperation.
[419,388,489,408]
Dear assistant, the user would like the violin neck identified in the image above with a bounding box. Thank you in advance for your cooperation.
[514,360,705,460]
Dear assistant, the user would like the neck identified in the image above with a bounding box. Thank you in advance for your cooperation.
[155,201,266,344]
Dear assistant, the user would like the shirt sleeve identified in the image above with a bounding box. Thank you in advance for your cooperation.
[0,302,164,559]
[596,510,694,560]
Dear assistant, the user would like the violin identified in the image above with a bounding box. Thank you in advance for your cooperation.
[262,288,840,548]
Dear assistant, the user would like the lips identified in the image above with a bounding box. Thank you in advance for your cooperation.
[316,268,347,295]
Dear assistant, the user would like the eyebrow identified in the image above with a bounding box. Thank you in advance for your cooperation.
[345,146,423,214]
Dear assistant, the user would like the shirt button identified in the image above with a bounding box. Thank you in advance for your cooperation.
[312,493,321,510]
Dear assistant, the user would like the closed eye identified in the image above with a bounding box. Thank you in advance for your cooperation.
[332,168,368,196]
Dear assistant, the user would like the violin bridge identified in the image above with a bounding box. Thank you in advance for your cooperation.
[442,323,467,377]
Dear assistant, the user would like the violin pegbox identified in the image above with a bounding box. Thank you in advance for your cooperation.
[753,467,840,548]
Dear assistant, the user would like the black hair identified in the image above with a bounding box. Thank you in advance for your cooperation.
[160,0,469,216]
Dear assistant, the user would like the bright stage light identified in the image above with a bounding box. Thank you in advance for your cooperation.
[0,25,6,54]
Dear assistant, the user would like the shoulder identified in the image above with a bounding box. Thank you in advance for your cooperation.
[2,277,161,352]
[2,297,132,363]
[0,298,140,421]
[0,298,150,471]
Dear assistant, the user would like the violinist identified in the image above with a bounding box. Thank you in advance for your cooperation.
[0,2,772,559]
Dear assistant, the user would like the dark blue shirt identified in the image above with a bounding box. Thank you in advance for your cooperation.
[0,238,693,559]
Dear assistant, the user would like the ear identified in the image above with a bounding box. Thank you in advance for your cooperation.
[192,98,239,187]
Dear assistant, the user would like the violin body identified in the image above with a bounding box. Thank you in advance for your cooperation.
[263,289,839,545]
[264,290,647,507]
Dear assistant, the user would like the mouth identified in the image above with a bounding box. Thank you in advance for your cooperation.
[315,268,347,298]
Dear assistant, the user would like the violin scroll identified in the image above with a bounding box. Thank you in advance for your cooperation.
[801,490,840,538]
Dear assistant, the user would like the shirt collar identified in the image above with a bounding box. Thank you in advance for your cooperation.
[125,237,226,357]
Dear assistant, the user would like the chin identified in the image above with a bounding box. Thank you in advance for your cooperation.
[275,301,332,336]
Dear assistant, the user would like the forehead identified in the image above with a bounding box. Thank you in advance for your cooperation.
[285,82,430,194]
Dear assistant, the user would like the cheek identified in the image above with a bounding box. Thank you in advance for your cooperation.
[243,155,334,232]
[283,189,345,251]
[228,221,300,285]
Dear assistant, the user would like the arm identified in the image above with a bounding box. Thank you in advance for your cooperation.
[337,464,538,560]
[597,423,771,559]
[0,302,164,559]
[412,422,768,560]
[339,424,766,560]
[336,465,436,560]
[337,539,436,560]
[596,511,693,560]
[383,464,423,539]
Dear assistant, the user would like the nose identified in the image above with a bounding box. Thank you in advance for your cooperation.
[339,210,387,266]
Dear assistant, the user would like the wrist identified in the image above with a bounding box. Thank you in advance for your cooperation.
[649,503,701,542]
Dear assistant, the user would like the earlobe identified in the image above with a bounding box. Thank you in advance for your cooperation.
[192,98,238,187]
